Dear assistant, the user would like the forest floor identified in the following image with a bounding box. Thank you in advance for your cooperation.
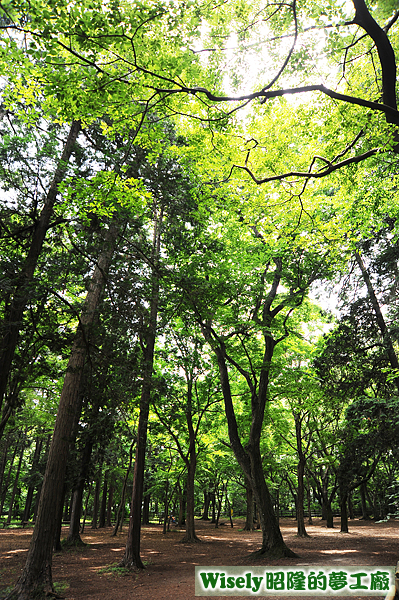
[1,518,399,600]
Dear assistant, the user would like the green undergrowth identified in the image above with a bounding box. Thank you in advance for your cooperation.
[97,563,130,576]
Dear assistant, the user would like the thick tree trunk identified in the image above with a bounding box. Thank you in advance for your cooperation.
[0,121,81,436]
[243,477,255,531]
[360,483,370,520]
[6,222,119,600]
[326,502,334,528]
[340,489,349,533]
[177,483,186,527]
[248,444,294,557]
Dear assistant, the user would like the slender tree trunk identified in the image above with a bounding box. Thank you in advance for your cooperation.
[6,438,25,525]
[22,437,43,524]
[112,441,134,537]
[340,489,349,533]
[80,483,91,534]
[215,483,224,529]
[6,221,119,600]
[355,252,399,392]
[91,474,101,529]
[296,458,308,537]
[66,433,94,545]
[0,432,11,492]
[119,209,161,569]
[209,337,295,558]
[201,492,210,520]
[107,479,114,527]
[0,432,21,516]
[98,471,108,528]
[0,121,81,436]
[348,492,355,520]
[181,444,199,542]
[306,478,313,525]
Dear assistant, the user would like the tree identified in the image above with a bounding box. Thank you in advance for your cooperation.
[152,326,221,542]
[6,218,122,600]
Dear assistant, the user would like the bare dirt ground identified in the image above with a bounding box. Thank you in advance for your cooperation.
[1,518,399,600]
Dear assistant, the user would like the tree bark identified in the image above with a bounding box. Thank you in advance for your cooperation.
[0,121,81,436]
[243,477,255,531]
[6,221,119,600]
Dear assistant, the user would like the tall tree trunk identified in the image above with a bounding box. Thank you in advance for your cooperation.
[0,432,11,492]
[355,251,399,393]
[294,414,309,537]
[119,209,161,569]
[6,437,25,525]
[296,458,308,537]
[181,440,199,542]
[107,479,114,527]
[98,470,108,528]
[112,441,134,537]
[0,432,21,516]
[208,336,295,558]
[6,221,119,600]
[340,488,349,533]
[91,474,101,529]
[0,121,81,436]
[22,437,43,524]
[66,435,94,546]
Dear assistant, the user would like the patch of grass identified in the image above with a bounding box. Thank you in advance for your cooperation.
[97,563,130,577]
[53,581,70,594]
[142,559,152,567]
[0,586,13,599]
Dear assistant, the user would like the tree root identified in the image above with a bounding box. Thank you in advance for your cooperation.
[180,534,202,543]
[247,544,299,560]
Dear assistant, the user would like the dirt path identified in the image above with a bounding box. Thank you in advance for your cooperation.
[1,519,399,599]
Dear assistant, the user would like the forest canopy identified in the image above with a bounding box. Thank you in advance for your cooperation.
[0,0,399,598]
